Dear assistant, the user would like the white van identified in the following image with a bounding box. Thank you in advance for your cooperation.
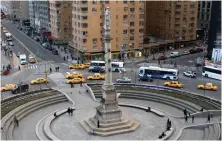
[170,52,180,58]
[19,54,27,65]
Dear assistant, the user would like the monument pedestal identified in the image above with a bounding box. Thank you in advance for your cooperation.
[80,84,140,137]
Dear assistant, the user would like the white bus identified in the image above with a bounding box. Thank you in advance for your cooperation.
[202,66,221,80]
[89,61,105,71]
[139,66,179,80]
[111,62,124,72]
[89,60,125,72]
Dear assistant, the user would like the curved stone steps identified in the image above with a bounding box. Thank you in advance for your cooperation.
[36,114,51,141]
[203,126,209,140]
[179,128,204,140]
[94,92,199,114]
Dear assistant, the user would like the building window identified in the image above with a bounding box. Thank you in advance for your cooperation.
[206,14,209,20]
[130,22,135,26]
[130,36,134,40]
[201,14,204,20]
[92,8,97,12]
[83,39,87,43]
[92,0,96,4]
[124,7,128,12]
[123,0,127,4]
[130,8,135,13]
[123,30,127,34]
[130,29,134,34]
[92,46,97,50]
[202,1,205,8]
[93,38,97,43]
[123,15,128,19]
[207,2,211,8]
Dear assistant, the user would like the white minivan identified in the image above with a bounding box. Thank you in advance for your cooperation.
[170,52,180,58]
[19,54,27,65]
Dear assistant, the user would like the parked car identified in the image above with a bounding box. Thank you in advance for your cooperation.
[158,56,167,60]
[34,36,40,42]
[116,77,132,83]
[170,52,180,58]
[182,50,190,55]
[196,48,204,52]
[183,71,196,78]
[11,83,29,94]
[47,46,52,51]
[8,41,14,46]
[52,49,59,55]
[139,75,154,82]
[42,42,50,49]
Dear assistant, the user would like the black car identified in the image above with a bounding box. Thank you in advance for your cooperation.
[139,75,154,82]
[89,67,105,73]
[52,49,59,55]
[11,83,29,94]
[47,46,53,51]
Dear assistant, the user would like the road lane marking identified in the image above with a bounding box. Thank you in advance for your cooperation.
[4,25,54,65]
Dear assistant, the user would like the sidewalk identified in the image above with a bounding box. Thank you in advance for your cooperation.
[1,50,20,71]
[124,47,194,64]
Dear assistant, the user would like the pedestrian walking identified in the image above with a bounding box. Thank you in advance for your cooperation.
[206,113,211,123]
[63,56,66,61]
[67,107,71,115]
[97,120,100,128]
[54,112,57,117]
[183,109,187,117]
[170,60,173,65]
[80,82,82,87]
[67,56,69,60]
[18,65,21,71]
[146,107,151,112]
[192,115,194,123]
[49,67,52,73]
[71,83,74,88]
[71,56,74,60]
[70,108,74,116]
[185,115,188,122]
[14,116,19,126]
[57,66,60,72]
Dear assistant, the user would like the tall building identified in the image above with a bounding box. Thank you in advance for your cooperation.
[197,1,212,30]
[28,0,50,33]
[19,1,29,21]
[1,1,20,21]
[49,1,72,43]
[207,1,221,61]
[70,1,144,62]
[145,1,198,41]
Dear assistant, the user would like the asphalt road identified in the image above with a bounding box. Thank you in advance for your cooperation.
[2,20,65,63]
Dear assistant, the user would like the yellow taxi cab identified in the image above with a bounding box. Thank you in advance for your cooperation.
[65,72,83,79]
[30,78,49,85]
[83,63,90,68]
[69,64,85,69]
[1,84,16,92]
[87,73,105,80]
[197,83,218,91]
[164,81,183,88]
[66,78,85,84]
